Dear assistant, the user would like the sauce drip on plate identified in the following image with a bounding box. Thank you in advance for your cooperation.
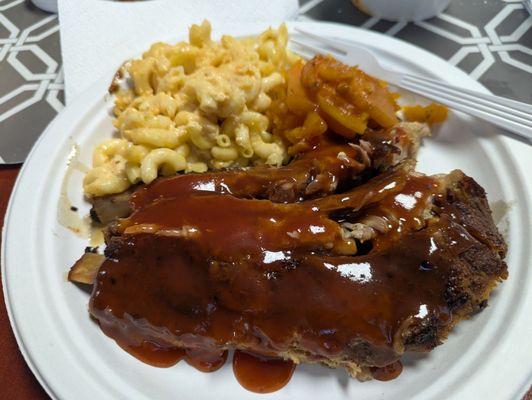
[370,361,403,381]
[233,350,296,393]
[185,348,228,372]
[103,318,296,393]
[116,340,185,368]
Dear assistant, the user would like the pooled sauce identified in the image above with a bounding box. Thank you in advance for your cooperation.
[116,340,228,372]
[100,319,227,371]
[89,156,483,392]
[185,348,228,372]
[370,361,403,381]
[233,350,296,393]
[117,340,185,368]
[99,319,185,368]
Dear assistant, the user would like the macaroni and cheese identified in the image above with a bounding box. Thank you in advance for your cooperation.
[84,21,299,196]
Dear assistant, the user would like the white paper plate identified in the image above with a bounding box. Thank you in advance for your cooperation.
[2,22,531,400]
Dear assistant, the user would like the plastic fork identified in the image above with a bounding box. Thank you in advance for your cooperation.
[292,28,532,144]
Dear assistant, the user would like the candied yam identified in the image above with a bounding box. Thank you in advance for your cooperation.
[285,111,327,143]
[403,104,448,125]
[300,55,398,135]
[348,70,398,128]
[317,90,368,137]
[286,60,315,115]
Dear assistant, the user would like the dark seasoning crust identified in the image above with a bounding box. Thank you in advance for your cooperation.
[72,124,508,382]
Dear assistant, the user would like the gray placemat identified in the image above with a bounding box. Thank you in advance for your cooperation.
[0,0,530,163]
[0,1,63,164]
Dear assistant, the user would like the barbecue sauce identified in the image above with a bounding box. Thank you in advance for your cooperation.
[89,160,487,393]
[129,127,415,211]
[185,348,228,372]
[130,138,369,209]
[370,361,403,381]
[233,350,296,393]
[117,341,185,368]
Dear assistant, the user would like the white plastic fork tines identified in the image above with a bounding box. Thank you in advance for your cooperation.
[292,27,532,145]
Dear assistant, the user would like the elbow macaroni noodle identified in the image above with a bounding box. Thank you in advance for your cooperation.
[84,20,299,196]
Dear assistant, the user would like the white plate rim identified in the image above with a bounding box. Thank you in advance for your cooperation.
[2,21,531,400]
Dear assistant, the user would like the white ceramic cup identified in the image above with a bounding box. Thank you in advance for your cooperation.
[31,0,58,13]
[352,0,452,22]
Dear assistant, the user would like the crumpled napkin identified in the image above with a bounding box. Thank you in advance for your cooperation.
[58,0,299,102]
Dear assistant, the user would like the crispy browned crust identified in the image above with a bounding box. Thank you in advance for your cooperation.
[438,171,507,256]
[396,170,507,353]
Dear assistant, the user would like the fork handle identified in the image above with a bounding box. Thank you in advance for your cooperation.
[387,73,532,144]
[403,74,532,116]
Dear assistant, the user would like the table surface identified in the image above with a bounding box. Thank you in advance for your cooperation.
[0,1,531,399]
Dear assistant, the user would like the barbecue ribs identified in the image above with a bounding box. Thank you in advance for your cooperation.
[71,125,507,380]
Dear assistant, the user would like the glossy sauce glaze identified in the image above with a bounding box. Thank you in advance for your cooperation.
[130,127,414,210]
[89,156,485,391]
[130,137,369,209]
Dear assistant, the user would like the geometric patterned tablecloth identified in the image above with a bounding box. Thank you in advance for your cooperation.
[0,0,530,163]
[302,0,532,101]
[0,1,63,163]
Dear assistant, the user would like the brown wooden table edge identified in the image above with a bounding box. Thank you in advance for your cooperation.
[1,165,50,399]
